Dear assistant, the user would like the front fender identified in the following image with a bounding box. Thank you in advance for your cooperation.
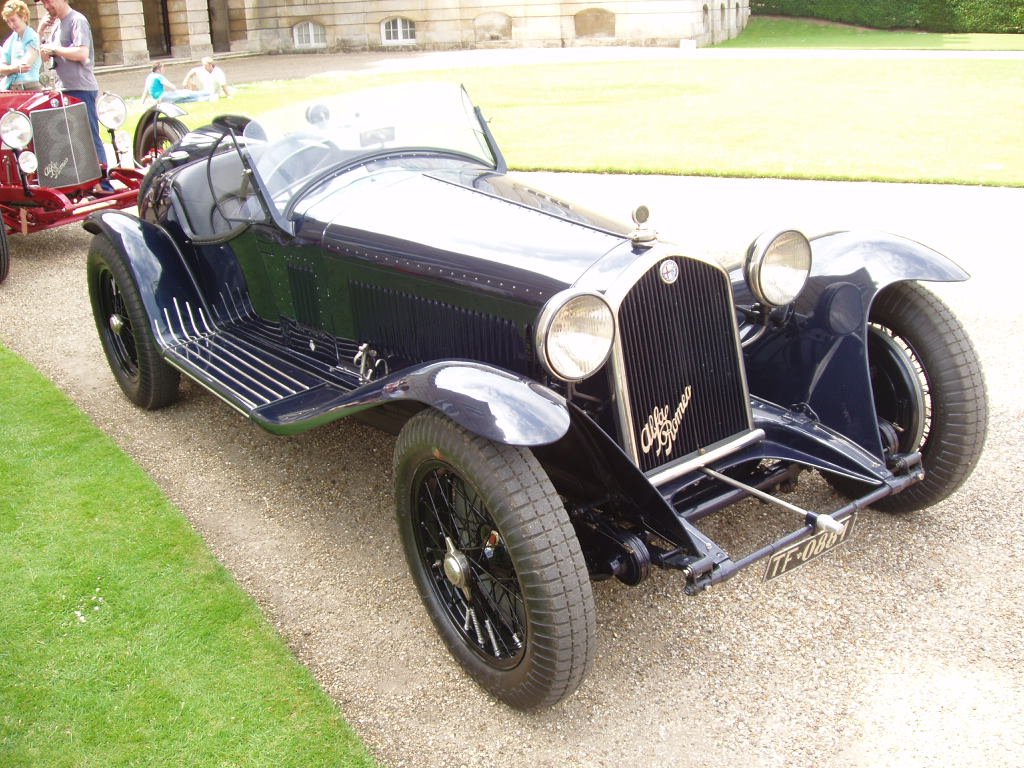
[253,360,572,447]
[84,210,207,344]
[808,229,968,294]
[393,361,570,446]
[743,230,969,456]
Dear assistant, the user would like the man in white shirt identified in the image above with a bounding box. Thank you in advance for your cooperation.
[183,56,231,99]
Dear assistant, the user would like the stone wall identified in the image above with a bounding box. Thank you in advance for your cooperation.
[240,0,748,52]
[53,0,749,64]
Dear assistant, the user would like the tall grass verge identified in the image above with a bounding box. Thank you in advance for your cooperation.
[0,345,376,768]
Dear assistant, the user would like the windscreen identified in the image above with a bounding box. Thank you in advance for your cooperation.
[237,83,497,213]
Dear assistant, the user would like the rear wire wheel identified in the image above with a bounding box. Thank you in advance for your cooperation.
[829,281,987,512]
[87,235,180,409]
[394,409,595,709]
[135,117,188,166]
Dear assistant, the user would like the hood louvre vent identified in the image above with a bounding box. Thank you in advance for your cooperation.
[351,282,527,373]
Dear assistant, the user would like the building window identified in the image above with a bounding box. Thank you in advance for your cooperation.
[575,9,615,38]
[293,20,327,50]
[382,17,416,45]
[475,12,512,42]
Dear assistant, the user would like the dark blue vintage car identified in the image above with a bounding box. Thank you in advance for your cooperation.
[85,84,987,709]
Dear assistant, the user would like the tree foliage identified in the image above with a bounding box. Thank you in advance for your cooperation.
[751,1,1024,33]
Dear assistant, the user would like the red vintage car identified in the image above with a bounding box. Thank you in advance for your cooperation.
[0,88,187,282]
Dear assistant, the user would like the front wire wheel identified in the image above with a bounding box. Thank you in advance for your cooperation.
[395,410,595,709]
[831,280,987,512]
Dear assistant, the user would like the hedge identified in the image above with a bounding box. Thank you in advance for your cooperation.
[750,1,1024,33]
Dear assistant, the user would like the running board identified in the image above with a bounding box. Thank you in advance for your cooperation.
[154,291,364,426]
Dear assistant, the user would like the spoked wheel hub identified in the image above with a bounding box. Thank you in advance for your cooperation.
[108,313,127,336]
[414,464,526,669]
[442,536,473,599]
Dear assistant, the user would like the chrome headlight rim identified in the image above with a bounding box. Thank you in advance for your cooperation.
[744,229,813,308]
[17,150,37,175]
[96,92,128,130]
[535,289,615,383]
[0,110,32,150]
[114,130,132,154]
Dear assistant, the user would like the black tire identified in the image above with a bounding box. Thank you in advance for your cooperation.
[0,224,9,284]
[87,235,180,409]
[394,409,596,709]
[135,117,188,167]
[829,281,987,512]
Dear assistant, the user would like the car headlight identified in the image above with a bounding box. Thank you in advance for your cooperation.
[0,111,32,150]
[536,291,615,382]
[114,130,131,154]
[744,229,812,307]
[18,150,37,175]
[96,92,127,130]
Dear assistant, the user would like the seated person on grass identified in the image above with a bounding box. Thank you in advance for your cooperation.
[143,61,209,103]
[183,56,232,99]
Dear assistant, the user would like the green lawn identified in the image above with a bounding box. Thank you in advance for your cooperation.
[721,16,1024,50]
[0,345,377,768]
[133,55,1024,186]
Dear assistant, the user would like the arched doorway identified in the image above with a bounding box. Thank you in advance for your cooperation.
[208,0,230,52]
[142,0,172,58]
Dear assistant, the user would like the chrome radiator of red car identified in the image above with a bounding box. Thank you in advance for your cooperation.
[31,102,100,189]
[615,256,752,474]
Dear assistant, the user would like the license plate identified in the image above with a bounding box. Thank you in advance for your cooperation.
[763,514,857,582]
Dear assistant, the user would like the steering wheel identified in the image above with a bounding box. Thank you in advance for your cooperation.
[209,173,258,236]
[257,135,339,195]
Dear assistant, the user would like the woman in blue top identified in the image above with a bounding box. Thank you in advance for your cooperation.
[0,0,41,90]
[143,62,207,103]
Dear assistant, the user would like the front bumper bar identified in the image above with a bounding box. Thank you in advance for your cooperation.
[658,451,923,594]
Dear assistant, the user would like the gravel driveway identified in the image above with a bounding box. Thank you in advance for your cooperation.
[14,39,1024,766]
[1,173,1021,767]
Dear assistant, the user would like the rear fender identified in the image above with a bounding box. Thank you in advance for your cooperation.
[132,102,188,160]
[84,210,208,344]
[743,230,969,456]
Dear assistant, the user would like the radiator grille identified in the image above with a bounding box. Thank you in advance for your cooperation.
[617,256,751,474]
[31,103,100,188]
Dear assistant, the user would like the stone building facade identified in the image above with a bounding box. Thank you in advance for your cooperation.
[45,1,748,66]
